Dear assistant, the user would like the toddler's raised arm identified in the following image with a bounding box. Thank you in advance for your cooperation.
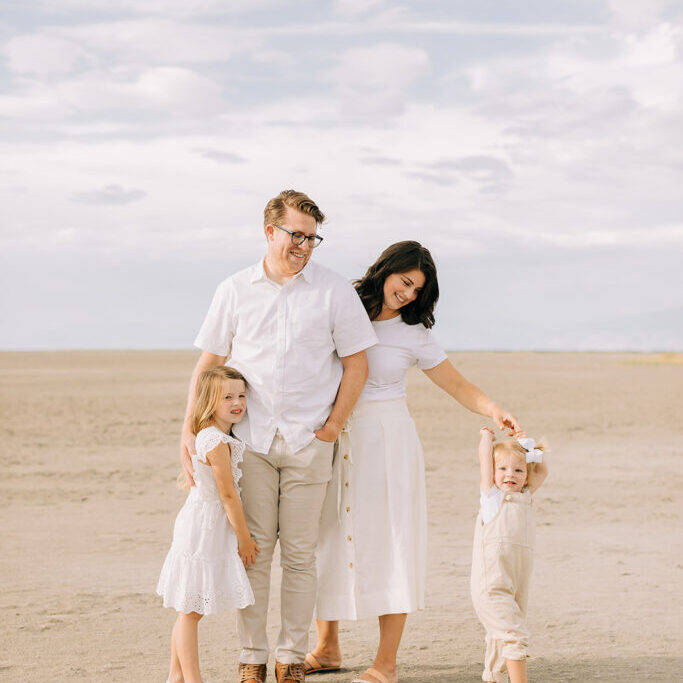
[516,431,549,493]
[526,457,549,493]
[478,427,495,493]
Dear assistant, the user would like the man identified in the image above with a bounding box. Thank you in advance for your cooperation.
[179,190,377,683]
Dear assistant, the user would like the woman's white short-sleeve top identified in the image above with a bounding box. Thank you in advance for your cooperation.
[358,316,447,402]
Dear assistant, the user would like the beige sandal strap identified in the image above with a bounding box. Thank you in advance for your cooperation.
[305,653,321,669]
[351,668,391,683]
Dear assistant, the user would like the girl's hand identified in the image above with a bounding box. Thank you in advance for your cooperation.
[490,404,521,436]
[238,536,261,569]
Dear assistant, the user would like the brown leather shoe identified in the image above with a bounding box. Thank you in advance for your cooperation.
[275,661,305,683]
[238,662,267,683]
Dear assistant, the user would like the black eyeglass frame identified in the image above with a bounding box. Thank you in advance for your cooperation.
[273,224,324,248]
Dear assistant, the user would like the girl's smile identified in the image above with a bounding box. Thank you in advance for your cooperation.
[213,378,247,432]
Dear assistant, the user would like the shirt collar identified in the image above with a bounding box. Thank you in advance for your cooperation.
[250,259,268,284]
[250,258,315,285]
[298,260,314,284]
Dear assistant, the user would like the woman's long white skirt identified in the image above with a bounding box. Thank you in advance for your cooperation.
[315,398,427,621]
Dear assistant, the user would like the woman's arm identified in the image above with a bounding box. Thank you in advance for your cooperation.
[478,427,495,492]
[422,359,521,434]
[206,442,260,567]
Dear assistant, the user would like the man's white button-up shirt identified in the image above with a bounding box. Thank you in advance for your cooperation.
[194,259,378,454]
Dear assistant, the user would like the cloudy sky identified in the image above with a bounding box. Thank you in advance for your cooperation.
[1,0,681,350]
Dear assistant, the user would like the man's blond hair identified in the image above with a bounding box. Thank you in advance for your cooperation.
[263,189,325,230]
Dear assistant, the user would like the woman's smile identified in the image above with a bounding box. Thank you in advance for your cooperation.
[382,269,426,315]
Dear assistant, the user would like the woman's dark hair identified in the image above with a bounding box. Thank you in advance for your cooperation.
[354,241,439,328]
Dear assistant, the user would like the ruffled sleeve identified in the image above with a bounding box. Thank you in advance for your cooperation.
[225,435,246,489]
[194,428,246,489]
[194,427,228,464]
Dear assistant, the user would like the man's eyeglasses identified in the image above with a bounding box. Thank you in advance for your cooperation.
[274,225,324,248]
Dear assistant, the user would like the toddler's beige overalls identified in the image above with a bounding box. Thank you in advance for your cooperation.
[470,490,534,683]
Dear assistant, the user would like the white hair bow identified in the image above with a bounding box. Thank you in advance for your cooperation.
[517,436,543,464]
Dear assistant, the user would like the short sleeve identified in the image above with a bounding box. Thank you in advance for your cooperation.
[194,427,226,463]
[193,279,236,357]
[480,486,504,525]
[226,435,246,488]
[330,281,378,358]
[415,327,448,370]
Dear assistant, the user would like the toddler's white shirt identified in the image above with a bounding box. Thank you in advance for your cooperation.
[479,486,505,524]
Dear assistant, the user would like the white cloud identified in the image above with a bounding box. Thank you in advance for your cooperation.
[72,184,147,205]
[198,150,247,164]
[334,0,387,17]
[505,224,683,249]
[56,19,259,65]
[4,34,92,76]
[541,27,683,111]
[1,66,226,121]
[327,42,429,118]
[623,23,680,66]
[35,0,279,17]
[606,0,681,31]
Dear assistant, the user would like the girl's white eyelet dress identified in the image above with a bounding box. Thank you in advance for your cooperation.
[156,426,255,615]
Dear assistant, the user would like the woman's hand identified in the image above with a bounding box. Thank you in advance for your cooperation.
[490,404,521,436]
[238,535,261,569]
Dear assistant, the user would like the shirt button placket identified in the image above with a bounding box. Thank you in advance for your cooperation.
[342,451,355,577]
[276,288,287,425]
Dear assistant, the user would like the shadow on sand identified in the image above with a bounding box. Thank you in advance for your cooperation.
[333,656,683,682]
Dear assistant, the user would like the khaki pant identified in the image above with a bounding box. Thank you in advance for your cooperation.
[236,431,334,664]
[470,490,535,683]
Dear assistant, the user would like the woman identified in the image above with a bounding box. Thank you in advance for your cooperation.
[306,241,521,683]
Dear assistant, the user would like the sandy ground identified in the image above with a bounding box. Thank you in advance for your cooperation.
[1,351,682,683]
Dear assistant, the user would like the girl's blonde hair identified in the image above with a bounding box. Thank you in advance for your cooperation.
[177,366,247,491]
[192,365,247,435]
[493,438,549,484]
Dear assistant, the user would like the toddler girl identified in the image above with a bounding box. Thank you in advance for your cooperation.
[470,427,549,683]
[157,366,259,683]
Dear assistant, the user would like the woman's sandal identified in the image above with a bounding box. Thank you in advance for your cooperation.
[303,652,342,674]
[350,667,392,683]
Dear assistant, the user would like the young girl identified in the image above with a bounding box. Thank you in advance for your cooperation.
[471,428,549,683]
[157,366,259,683]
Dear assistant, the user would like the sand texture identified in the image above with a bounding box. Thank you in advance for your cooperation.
[1,351,682,682]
